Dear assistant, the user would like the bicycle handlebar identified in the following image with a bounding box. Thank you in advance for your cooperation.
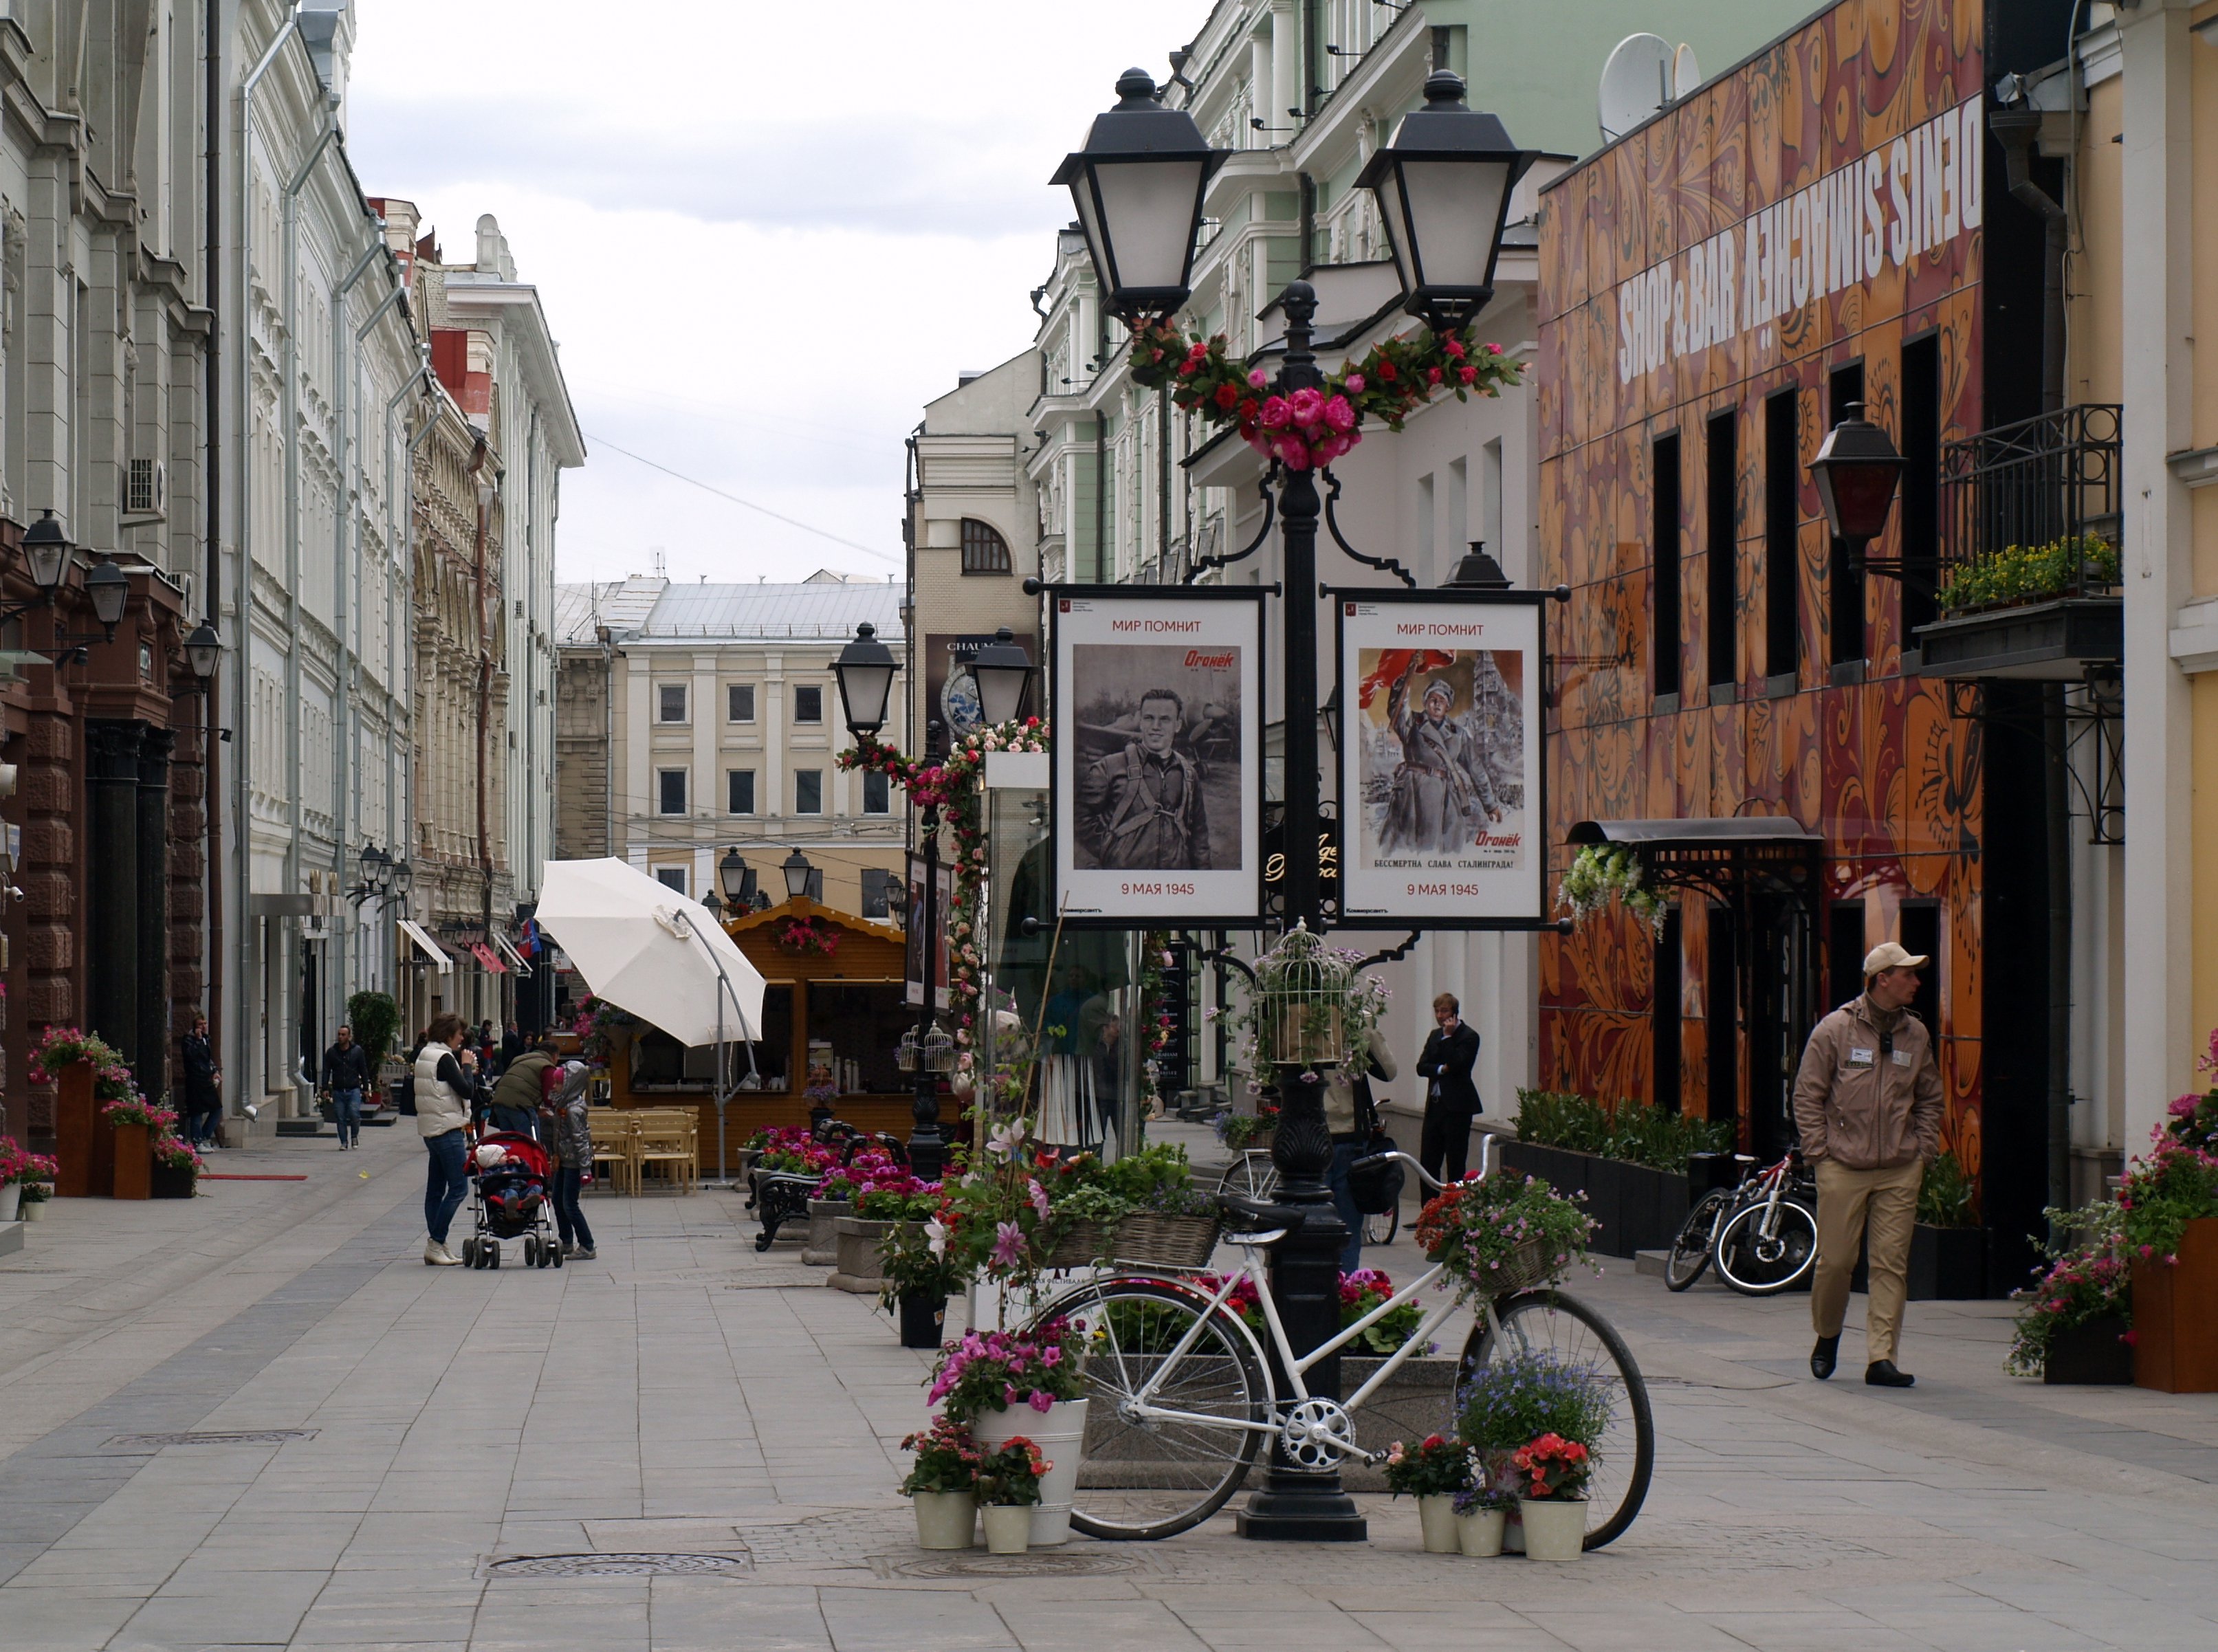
[1349,1131,1498,1196]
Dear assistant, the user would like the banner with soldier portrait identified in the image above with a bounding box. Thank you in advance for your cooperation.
[1051,588,1263,926]
[1336,592,1545,925]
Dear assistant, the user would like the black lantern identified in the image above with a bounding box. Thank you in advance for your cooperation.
[85,559,129,635]
[1052,69,1230,320]
[1808,403,1907,550]
[391,857,414,897]
[701,886,725,919]
[362,844,391,893]
[782,848,814,902]
[1355,71,1537,331]
[832,621,897,740]
[970,626,1035,728]
[21,510,69,591]
[184,620,222,680]
[1321,683,1341,756]
[1442,540,1512,590]
[717,848,748,905]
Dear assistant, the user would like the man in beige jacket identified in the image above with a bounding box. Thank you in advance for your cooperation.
[1791,942,1945,1387]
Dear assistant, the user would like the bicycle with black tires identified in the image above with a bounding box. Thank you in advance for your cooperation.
[1665,1149,1819,1295]
[1026,1138,1654,1546]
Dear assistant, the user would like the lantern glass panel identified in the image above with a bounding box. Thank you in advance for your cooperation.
[1083,157,1206,296]
[1395,159,1511,291]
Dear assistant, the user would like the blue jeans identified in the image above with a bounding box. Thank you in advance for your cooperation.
[553,1165,593,1251]
[332,1088,362,1146]
[424,1130,468,1245]
[1326,1141,1365,1275]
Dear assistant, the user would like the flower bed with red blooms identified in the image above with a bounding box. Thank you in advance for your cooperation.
[745,1125,840,1177]
[1126,317,1522,472]
[926,1319,1088,1423]
[1513,1433,1592,1500]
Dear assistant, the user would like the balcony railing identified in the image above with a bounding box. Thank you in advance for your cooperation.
[1938,403,2123,604]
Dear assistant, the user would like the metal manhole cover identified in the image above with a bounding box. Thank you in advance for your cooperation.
[885,1551,1144,1578]
[106,1429,318,1449]
[488,1552,753,1578]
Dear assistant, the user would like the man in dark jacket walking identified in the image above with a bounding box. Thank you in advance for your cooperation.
[1415,992,1483,1184]
[320,1026,373,1150]
[1793,941,1945,1388]
[180,1015,222,1147]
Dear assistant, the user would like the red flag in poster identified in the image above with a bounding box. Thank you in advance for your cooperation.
[1357,647,1458,709]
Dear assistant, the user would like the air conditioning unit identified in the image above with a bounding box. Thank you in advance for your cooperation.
[127,459,166,517]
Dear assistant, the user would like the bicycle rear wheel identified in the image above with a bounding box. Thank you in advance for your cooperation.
[1029,1278,1268,1541]
[1458,1290,1655,1550]
[1713,1198,1819,1295]
[1665,1189,1731,1291]
[1214,1149,1279,1202]
[1363,1206,1400,1246]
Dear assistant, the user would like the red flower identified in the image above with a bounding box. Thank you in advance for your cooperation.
[1443,337,1466,359]
[1177,358,1199,377]
[1377,360,1397,382]
[1427,366,1443,385]
[1213,382,1239,410]
[1458,365,1478,384]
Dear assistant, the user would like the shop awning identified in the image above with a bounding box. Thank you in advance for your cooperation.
[492,932,534,976]
[1567,818,1821,912]
[398,919,453,972]
[469,941,508,975]
[1568,818,1822,848]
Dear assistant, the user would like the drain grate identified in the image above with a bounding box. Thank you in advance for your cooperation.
[106,1429,319,1449]
[885,1550,1144,1579]
[487,1552,753,1578]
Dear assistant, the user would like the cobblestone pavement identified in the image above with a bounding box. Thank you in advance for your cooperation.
[3,1125,2217,1651]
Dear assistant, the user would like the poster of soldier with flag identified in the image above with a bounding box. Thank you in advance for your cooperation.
[1337,593,1544,925]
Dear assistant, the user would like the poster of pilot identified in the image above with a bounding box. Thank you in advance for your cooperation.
[1052,589,1263,925]
[1337,594,1544,925]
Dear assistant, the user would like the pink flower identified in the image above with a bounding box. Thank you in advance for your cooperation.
[1248,369,1269,388]
[1286,387,1326,426]
[2171,1094,2203,1119]
[1258,395,1291,430]
[993,1222,1026,1268]
[1273,436,1311,471]
[1443,337,1466,360]
[1028,1390,1054,1413]
[1027,1178,1051,1220]
[1343,373,1365,393]
[1458,365,1478,385]
[1321,394,1355,432]
[1485,341,1503,355]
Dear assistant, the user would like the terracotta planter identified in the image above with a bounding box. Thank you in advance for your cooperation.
[54,1062,101,1198]
[110,1123,153,1201]
[2132,1218,2218,1394]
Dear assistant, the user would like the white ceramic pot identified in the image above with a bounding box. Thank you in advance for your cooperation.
[973,1398,1088,1547]
[911,1490,975,1550]
[21,1196,45,1222]
[1519,1497,1587,1561]
[1417,1494,1460,1554]
[980,1504,1032,1555]
[1457,1507,1507,1556]
[0,1183,20,1222]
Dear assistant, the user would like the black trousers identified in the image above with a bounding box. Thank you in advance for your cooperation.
[1420,1104,1480,1185]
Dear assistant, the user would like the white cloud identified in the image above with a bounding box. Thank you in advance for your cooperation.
[344,0,1204,584]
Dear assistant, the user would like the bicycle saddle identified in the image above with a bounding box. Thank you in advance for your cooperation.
[1218,1193,1306,1235]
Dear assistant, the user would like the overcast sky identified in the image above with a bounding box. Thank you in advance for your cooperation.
[344,0,1203,588]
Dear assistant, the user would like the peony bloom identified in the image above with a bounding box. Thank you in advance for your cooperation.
[1378,360,1398,381]
[1458,365,1478,385]
[1258,395,1293,430]
[1426,366,1443,385]
[1286,387,1326,426]
[1321,394,1356,432]
[1213,382,1240,410]
[1443,337,1466,359]
[1274,435,1312,471]
[1343,372,1365,393]
[1248,368,1269,388]
[1486,340,1503,355]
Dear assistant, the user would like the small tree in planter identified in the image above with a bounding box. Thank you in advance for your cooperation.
[346,990,402,1076]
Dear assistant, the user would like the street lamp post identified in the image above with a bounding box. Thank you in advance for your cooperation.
[1056,67,1531,1543]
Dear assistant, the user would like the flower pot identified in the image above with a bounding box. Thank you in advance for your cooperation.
[2043,1314,2133,1385]
[110,1123,153,1202]
[1518,1497,1586,1561]
[54,1061,101,1198]
[1417,1494,1460,1554]
[974,1398,1087,1547]
[150,1161,197,1200]
[21,1197,46,1222]
[801,1198,850,1267]
[2133,1217,2218,1394]
[835,1215,899,1283]
[0,1183,19,1222]
[911,1490,975,1550]
[980,1504,1032,1555]
[1456,1507,1506,1556]
[899,1292,947,1350]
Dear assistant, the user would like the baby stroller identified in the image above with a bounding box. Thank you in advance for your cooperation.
[459,1129,563,1270]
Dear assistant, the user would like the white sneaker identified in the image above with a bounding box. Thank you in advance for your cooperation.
[424,1239,461,1266]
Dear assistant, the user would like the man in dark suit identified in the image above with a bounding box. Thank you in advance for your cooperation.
[1415,992,1483,1184]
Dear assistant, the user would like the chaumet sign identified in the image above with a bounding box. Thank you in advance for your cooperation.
[1614,95,1982,388]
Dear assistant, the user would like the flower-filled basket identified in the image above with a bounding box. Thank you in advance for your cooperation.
[1414,1172,1592,1301]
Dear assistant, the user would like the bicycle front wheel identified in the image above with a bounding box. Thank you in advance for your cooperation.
[1713,1198,1820,1295]
[1458,1290,1655,1550]
[1665,1189,1731,1291]
[1029,1278,1268,1541]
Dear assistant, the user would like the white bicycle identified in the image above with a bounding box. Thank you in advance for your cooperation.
[1029,1140,1654,1545]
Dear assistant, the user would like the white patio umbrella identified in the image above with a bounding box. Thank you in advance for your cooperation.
[536,858,767,1182]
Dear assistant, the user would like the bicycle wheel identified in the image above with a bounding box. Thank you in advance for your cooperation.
[1713,1197,1820,1295]
[1363,1205,1400,1246]
[1665,1189,1731,1292]
[1029,1278,1269,1541]
[1458,1290,1655,1550]
[1214,1149,1279,1202]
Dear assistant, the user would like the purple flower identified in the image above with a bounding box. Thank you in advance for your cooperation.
[993,1222,1026,1268]
[1028,1390,1054,1413]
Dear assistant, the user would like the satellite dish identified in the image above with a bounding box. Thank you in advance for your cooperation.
[1599,33,1673,143]
[1673,43,1701,100]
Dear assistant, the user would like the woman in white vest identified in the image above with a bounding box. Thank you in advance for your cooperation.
[415,1012,481,1265]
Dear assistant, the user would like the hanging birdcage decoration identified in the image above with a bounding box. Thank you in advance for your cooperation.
[1255,921,1352,1070]
[894,1028,921,1073]
[921,1024,958,1075]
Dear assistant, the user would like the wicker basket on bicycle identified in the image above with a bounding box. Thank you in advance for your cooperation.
[1041,1212,1220,1270]
[1486,1235,1560,1295]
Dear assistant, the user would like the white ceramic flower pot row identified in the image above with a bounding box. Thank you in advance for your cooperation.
[1418,1494,1586,1561]
[911,1493,1039,1555]
[910,1399,1091,1553]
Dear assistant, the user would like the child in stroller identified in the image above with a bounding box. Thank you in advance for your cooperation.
[457,1128,562,1270]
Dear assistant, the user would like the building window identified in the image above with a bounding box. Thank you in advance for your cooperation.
[795,769,823,814]
[1900,335,1941,643]
[658,769,687,815]
[658,683,687,723]
[863,770,890,815]
[728,683,756,723]
[962,517,1013,575]
[793,684,823,724]
[1827,362,1866,668]
[860,866,895,919]
[1706,412,1736,691]
[1652,432,1682,701]
[656,866,688,895]
[1764,390,1799,681]
[727,769,756,815]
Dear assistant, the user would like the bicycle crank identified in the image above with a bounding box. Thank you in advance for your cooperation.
[1279,1398,1359,1470]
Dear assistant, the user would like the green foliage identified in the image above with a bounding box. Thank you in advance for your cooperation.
[1557,845,1669,936]
[1918,1148,1979,1229]
[2120,1137,2218,1264]
[1937,535,2120,613]
[2006,1202,2131,1378]
[346,991,402,1071]
[1513,1089,1735,1172]
[1458,1351,1614,1454]
[1381,1434,1471,1499]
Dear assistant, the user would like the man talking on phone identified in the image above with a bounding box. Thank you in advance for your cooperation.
[1415,992,1482,1184]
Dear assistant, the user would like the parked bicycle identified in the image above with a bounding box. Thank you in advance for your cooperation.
[1030,1138,1654,1545]
[1665,1149,1819,1295]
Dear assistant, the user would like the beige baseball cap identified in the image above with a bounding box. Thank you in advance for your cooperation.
[1863,941,1930,976]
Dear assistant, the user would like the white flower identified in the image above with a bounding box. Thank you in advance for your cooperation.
[925,1218,949,1256]
[987,1118,1028,1158]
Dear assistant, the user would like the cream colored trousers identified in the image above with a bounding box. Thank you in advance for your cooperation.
[1810,1157,1924,1367]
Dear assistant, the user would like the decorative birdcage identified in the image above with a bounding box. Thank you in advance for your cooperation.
[1254,922,1353,1070]
[894,1028,920,1073]
[895,1024,960,1075]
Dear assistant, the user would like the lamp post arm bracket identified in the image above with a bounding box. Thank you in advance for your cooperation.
[1186,467,1279,583]
[1322,470,1417,588]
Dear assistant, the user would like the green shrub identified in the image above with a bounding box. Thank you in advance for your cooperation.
[1937,535,2120,613]
[1918,1148,1979,1229]
[1513,1088,1733,1172]
[346,991,401,1071]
